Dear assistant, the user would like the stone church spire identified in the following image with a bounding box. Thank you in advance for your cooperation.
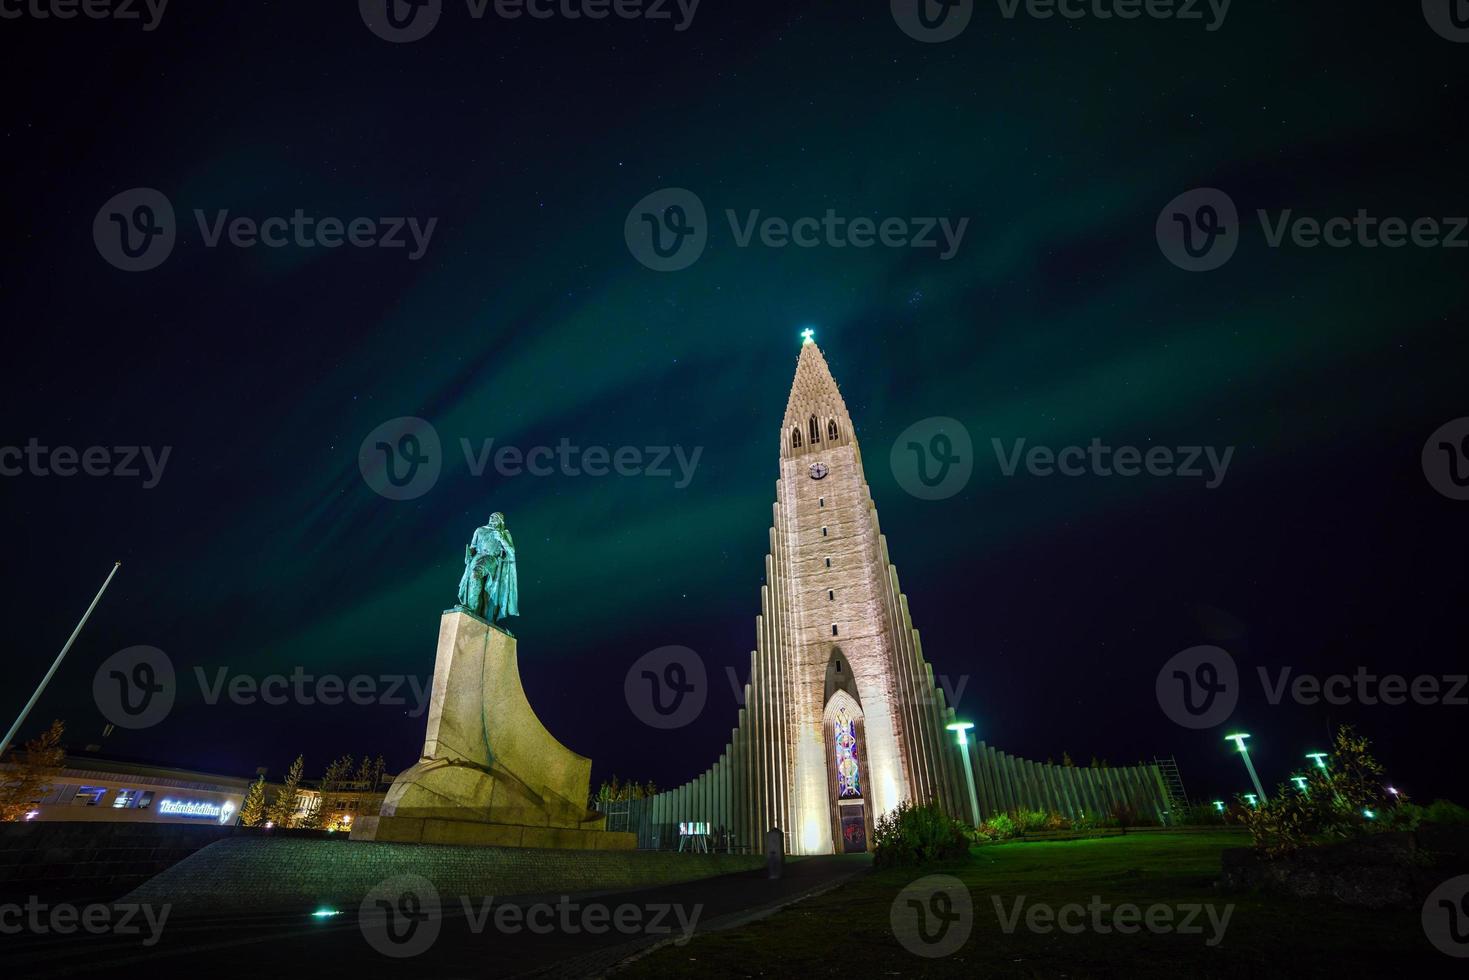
[781,332,855,459]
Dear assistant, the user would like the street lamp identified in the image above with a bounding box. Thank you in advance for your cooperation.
[1212,801,1225,813]
[1291,775,1309,794]
[1306,752,1329,772]
[1243,793,1258,808]
[946,721,981,830]
[1225,733,1267,803]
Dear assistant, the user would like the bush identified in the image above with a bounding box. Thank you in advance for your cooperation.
[1242,725,1399,858]
[1425,799,1469,826]
[872,799,971,869]
[981,813,1018,840]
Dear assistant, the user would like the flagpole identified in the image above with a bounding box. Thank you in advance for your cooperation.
[0,562,121,759]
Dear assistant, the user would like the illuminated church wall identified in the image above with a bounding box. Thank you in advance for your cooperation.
[620,339,1171,854]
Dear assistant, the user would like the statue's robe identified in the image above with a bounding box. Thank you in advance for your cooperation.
[460,524,519,622]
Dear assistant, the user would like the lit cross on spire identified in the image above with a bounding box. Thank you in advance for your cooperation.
[800,327,815,345]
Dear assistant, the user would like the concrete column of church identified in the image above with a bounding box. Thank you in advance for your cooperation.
[764,551,784,838]
[972,740,996,821]
[879,554,926,806]
[986,745,1007,818]
[740,702,752,852]
[1060,766,1081,820]
[1104,769,1122,816]
[1107,767,1126,815]
[1079,767,1098,819]
[891,568,935,807]
[749,638,763,845]
[1085,767,1104,817]
[1036,763,1057,815]
[770,505,790,836]
[767,625,782,839]
[915,630,964,817]
[729,723,743,850]
[1037,763,1057,815]
[745,687,759,852]
[1053,765,1071,816]
[1133,766,1156,818]
[775,545,793,839]
[902,606,945,807]
[760,590,778,840]
[1148,763,1170,823]
[1053,767,1073,820]
[751,641,768,842]
[1124,766,1145,816]
[1022,758,1045,811]
[992,752,1011,814]
[985,746,1006,813]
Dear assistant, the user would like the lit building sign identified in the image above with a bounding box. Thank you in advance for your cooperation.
[157,799,224,819]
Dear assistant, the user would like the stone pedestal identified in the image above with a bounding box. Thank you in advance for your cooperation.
[351,610,634,850]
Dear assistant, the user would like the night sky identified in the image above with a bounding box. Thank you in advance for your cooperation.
[3,3,1466,808]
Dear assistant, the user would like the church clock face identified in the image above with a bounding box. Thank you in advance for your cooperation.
[809,462,829,480]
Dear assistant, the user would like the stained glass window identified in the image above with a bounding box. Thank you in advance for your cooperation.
[834,707,861,799]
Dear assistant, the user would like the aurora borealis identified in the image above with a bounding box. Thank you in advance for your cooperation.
[2,3,1465,804]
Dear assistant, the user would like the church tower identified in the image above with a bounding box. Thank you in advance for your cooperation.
[775,332,962,852]
[625,335,1172,855]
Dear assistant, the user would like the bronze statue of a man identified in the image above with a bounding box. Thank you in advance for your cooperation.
[456,512,519,624]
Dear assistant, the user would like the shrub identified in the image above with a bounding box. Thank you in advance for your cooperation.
[872,799,971,869]
[980,812,1018,840]
[1242,725,1399,857]
[1425,799,1469,826]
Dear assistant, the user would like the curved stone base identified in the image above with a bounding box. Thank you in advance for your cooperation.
[352,610,617,849]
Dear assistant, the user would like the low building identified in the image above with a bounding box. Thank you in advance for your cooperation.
[2,753,392,830]
[10,754,250,826]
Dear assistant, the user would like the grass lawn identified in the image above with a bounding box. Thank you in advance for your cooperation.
[622,831,1452,978]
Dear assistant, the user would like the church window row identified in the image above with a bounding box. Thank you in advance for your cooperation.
[790,416,842,450]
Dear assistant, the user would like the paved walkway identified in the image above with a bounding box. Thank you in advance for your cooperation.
[2,854,871,978]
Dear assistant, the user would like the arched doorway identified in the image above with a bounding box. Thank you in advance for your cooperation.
[822,649,873,853]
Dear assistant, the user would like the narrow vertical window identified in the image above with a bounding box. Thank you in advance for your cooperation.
[828,590,834,600]
[832,624,839,636]
[834,707,861,799]
[822,526,828,537]
[828,419,839,441]
[825,557,831,568]
[819,497,825,507]
[809,415,821,443]
[792,427,802,449]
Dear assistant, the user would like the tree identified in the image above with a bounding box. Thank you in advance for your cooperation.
[267,755,305,827]
[0,720,66,822]
[239,775,267,827]
[1062,752,1076,768]
[312,755,355,831]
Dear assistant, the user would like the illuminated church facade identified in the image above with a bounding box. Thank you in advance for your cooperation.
[626,337,1171,854]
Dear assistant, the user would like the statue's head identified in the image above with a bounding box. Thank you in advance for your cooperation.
[487,512,505,529]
